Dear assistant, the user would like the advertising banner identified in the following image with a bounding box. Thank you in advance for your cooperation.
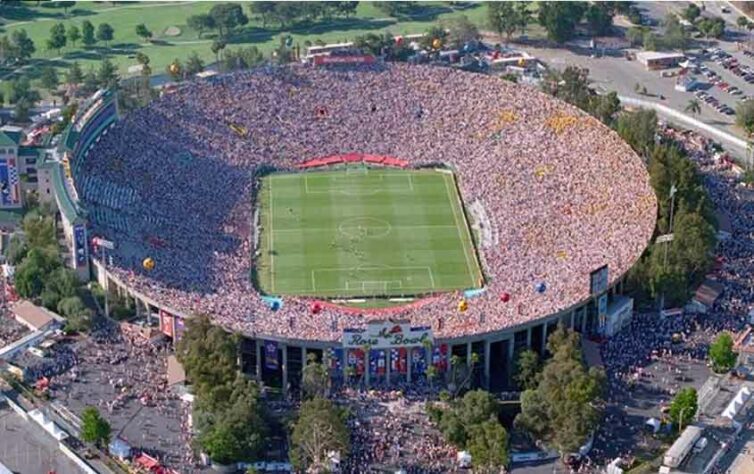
[390,347,408,374]
[264,340,279,371]
[590,265,609,295]
[73,224,88,266]
[432,344,449,371]
[369,349,387,377]
[347,348,365,375]
[159,310,174,337]
[329,347,343,375]
[411,347,426,376]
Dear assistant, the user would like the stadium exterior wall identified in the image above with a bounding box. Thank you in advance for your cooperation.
[92,257,625,393]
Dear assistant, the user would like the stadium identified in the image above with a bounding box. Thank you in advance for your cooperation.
[52,63,656,392]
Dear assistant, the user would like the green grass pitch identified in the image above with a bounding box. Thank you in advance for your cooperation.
[256,166,484,298]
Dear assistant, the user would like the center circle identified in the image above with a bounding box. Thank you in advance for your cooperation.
[338,217,392,239]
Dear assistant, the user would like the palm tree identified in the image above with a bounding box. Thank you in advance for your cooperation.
[685,99,701,115]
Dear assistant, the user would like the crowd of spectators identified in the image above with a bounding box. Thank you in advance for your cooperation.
[51,61,754,472]
[592,125,754,464]
[338,387,456,473]
[76,63,655,342]
[0,313,28,347]
[47,319,197,471]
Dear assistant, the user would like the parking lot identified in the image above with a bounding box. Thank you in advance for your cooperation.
[0,404,84,474]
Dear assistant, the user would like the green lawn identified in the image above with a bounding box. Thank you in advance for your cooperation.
[257,167,483,298]
[0,1,490,82]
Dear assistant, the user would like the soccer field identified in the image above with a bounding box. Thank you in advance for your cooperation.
[256,167,484,298]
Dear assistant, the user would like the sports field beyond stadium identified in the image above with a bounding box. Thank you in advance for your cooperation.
[257,166,484,298]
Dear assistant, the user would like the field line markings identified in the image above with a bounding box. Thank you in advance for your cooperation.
[311,271,317,292]
[443,174,477,287]
[408,174,414,191]
[426,267,436,289]
[269,178,276,293]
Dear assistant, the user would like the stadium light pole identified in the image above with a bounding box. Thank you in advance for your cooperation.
[660,183,677,312]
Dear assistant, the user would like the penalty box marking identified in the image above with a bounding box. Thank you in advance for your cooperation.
[310,266,436,292]
[304,172,414,195]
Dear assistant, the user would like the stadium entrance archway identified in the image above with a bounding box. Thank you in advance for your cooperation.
[488,339,511,392]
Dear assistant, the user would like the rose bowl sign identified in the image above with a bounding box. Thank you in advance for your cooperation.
[343,322,432,349]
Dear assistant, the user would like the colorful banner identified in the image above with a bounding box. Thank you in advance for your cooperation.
[73,224,88,267]
[347,349,365,375]
[432,344,449,372]
[343,322,432,349]
[390,347,408,374]
[329,348,343,375]
[313,55,376,66]
[174,317,185,340]
[159,310,174,337]
[369,349,387,377]
[264,340,279,371]
[411,347,426,376]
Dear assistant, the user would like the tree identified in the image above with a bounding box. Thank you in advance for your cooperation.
[96,58,119,88]
[585,3,614,36]
[290,398,350,472]
[738,16,751,31]
[46,23,67,54]
[685,99,701,115]
[57,295,92,332]
[80,407,111,447]
[10,30,36,62]
[683,4,701,23]
[516,2,533,36]
[487,2,520,42]
[301,353,328,399]
[444,15,479,49]
[211,38,227,62]
[513,349,541,390]
[209,3,248,38]
[176,314,239,408]
[466,418,510,470]
[81,20,96,47]
[663,14,689,50]
[434,389,499,448]
[515,325,604,456]
[54,1,76,15]
[14,98,33,123]
[615,108,658,155]
[81,69,99,95]
[248,1,277,27]
[187,13,216,39]
[223,46,264,71]
[39,66,60,91]
[96,23,114,47]
[669,387,698,430]
[135,23,152,42]
[709,332,738,373]
[66,25,81,47]
[354,32,411,61]
[736,99,754,134]
[196,375,269,464]
[538,2,587,43]
[5,234,28,265]
[697,17,726,39]
[184,51,205,76]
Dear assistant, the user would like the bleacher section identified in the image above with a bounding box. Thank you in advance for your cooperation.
[77,175,137,210]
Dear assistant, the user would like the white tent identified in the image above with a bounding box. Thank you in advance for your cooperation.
[645,417,661,434]
[722,386,752,420]
[457,450,472,468]
[27,409,68,441]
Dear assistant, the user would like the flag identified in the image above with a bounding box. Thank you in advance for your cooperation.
[7,158,18,204]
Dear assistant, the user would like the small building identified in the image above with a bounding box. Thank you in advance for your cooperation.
[637,51,686,70]
[663,425,704,469]
[690,280,724,313]
[12,300,59,332]
[675,74,700,92]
